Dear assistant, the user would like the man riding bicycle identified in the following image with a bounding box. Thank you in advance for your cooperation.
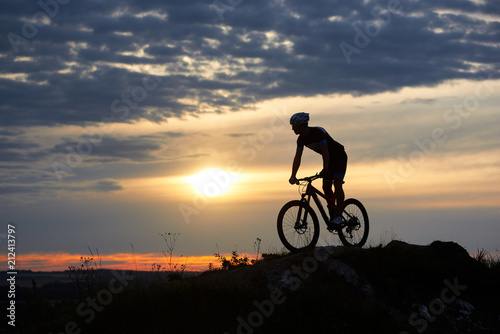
[288,112,348,225]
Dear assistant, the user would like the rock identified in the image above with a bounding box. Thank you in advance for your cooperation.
[322,258,374,297]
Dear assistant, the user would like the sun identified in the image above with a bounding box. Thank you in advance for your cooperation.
[186,168,241,197]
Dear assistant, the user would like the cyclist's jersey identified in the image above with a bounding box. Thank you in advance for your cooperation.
[297,126,344,156]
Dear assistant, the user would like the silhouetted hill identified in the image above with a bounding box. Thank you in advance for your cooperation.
[12,240,500,334]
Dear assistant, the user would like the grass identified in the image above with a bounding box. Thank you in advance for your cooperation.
[473,248,500,270]
[14,236,500,334]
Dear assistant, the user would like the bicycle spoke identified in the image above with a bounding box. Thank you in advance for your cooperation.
[283,208,313,247]
[338,198,369,247]
[277,201,319,252]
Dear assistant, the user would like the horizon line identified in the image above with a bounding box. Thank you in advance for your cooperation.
[5,251,259,272]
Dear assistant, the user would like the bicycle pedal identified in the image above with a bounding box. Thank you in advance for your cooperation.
[327,226,339,234]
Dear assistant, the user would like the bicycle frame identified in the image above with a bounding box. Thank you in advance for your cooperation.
[296,175,356,230]
[300,181,334,225]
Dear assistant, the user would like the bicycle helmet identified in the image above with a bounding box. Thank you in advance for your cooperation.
[290,112,309,125]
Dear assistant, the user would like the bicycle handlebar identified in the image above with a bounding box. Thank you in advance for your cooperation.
[294,173,321,184]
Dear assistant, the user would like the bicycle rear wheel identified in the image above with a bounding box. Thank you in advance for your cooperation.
[277,200,320,252]
[338,198,369,247]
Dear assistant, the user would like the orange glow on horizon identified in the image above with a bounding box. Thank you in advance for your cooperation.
[9,252,253,272]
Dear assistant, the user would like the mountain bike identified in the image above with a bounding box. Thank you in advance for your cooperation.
[277,174,369,252]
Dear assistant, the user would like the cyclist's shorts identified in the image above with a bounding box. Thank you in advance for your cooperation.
[328,150,347,180]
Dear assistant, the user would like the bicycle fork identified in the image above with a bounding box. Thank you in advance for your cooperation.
[295,195,310,228]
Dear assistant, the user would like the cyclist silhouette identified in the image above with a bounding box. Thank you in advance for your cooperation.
[288,112,348,225]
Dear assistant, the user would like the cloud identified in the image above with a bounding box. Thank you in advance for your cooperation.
[399,98,439,105]
[225,133,254,138]
[0,127,206,197]
[50,135,163,162]
[0,179,122,195]
[0,0,498,127]
[89,180,122,192]
[138,131,187,140]
[0,137,43,162]
[0,128,24,136]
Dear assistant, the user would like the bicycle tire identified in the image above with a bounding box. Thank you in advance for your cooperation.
[277,200,320,252]
[338,198,369,247]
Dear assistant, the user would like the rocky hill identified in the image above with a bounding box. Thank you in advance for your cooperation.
[16,240,500,334]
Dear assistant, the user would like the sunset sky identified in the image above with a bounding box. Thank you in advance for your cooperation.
[1,0,499,272]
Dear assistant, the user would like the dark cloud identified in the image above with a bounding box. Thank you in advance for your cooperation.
[89,180,122,192]
[0,128,24,136]
[225,133,254,138]
[400,98,439,105]
[0,137,43,162]
[0,129,198,189]
[0,184,38,194]
[50,135,163,162]
[0,179,122,195]
[0,0,498,126]
[139,131,187,140]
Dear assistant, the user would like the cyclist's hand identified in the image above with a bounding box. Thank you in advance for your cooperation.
[289,176,298,185]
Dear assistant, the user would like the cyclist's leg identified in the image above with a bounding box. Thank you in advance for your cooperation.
[333,178,344,214]
[332,151,348,215]
[322,177,335,219]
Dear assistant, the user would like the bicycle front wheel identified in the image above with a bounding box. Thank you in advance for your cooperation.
[338,198,369,247]
[277,200,320,252]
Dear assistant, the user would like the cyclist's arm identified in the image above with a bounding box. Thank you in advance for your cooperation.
[291,147,303,178]
[320,141,329,170]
